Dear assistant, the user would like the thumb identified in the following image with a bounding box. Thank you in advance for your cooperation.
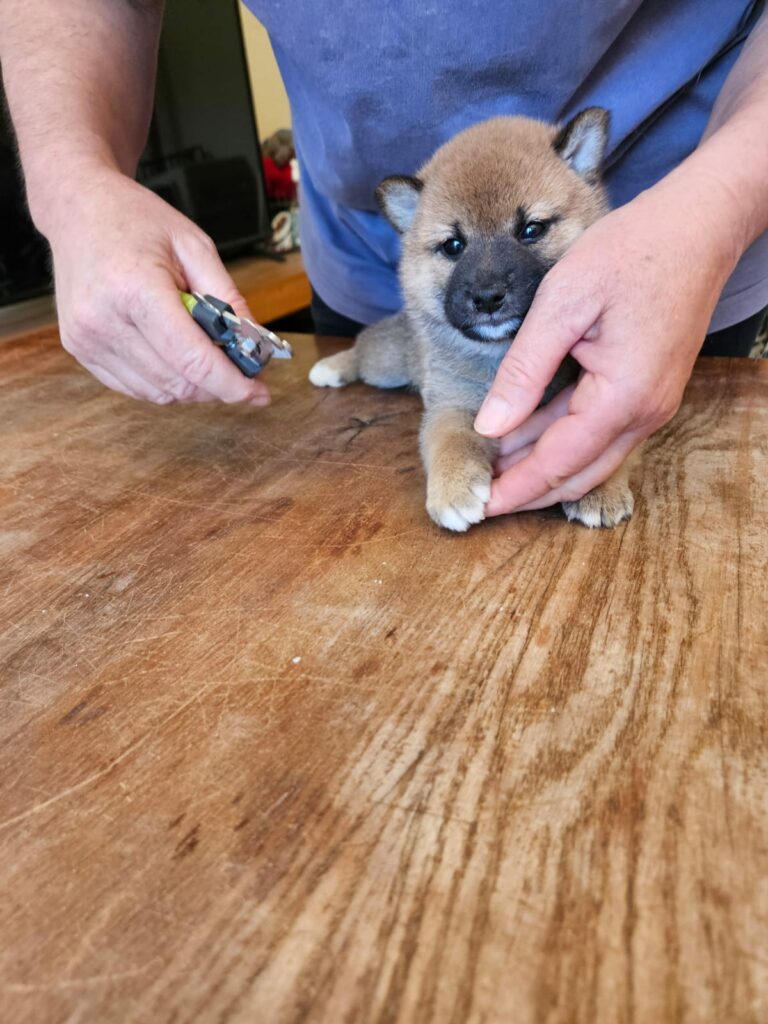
[175,232,255,324]
[474,275,600,438]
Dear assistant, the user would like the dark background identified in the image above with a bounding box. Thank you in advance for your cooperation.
[0,0,270,307]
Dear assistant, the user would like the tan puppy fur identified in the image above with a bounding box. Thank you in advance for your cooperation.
[309,110,636,531]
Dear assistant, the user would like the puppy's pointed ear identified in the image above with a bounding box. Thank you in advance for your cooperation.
[553,107,610,181]
[376,175,424,233]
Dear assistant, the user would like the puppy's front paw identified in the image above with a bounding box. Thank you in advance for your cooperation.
[427,461,491,532]
[562,480,634,529]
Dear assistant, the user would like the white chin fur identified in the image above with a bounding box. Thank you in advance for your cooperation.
[472,319,521,341]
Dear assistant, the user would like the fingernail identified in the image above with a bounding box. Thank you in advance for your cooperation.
[249,392,271,407]
[485,482,503,516]
[474,395,512,436]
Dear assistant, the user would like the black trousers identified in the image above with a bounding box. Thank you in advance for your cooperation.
[311,288,765,357]
[699,308,765,357]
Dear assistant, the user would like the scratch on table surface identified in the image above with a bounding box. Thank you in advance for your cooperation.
[124,489,287,517]
[0,679,219,834]
[4,958,161,992]
[287,624,374,652]
[369,795,476,829]
[245,431,401,467]
[0,695,43,707]
[202,522,429,554]
[124,632,182,644]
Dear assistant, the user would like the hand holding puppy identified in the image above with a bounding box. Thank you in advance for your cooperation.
[477,129,764,518]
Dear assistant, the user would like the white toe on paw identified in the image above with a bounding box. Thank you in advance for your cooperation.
[562,485,634,529]
[427,469,490,532]
[309,360,347,388]
[432,505,474,532]
[470,479,491,504]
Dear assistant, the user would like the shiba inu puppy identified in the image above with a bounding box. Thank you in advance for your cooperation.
[309,109,635,531]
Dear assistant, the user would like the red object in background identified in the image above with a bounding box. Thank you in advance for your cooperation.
[262,156,297,202]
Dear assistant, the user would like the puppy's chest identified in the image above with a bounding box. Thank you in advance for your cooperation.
[418,326,578,414]
[418,333,507,412]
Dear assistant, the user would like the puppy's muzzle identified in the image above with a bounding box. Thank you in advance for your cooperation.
[444,238,548,342]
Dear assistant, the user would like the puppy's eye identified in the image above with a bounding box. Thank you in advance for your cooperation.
[519,221,548,242]
[440,237,465,258]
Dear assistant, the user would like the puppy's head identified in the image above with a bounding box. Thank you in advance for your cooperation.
[377,109,610,343]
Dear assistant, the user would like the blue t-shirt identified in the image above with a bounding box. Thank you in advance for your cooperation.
[245,1,766,331]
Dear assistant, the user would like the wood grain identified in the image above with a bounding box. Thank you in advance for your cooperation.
[0,330,766,1024]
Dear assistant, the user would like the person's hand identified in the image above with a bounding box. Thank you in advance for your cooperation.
[473,171,743,515]
[46,166,270,406]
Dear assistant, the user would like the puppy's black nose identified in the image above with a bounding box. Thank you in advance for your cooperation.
[472,288,506,314]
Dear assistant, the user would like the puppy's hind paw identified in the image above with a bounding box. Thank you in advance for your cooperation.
[308,349,359,388]
[562,481,634,529]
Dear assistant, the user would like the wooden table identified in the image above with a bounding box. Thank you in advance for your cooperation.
[0,328,766,1024]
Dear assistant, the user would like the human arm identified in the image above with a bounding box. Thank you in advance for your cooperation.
[0,0,268,405]
[475,9,768,515]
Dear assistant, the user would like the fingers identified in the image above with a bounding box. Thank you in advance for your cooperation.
[174,232,254,322]
[496,384,576,456]
[82,362,161,403]
[474,274,602,438]
[61,265,269,405]
[70,310,222,404]
[129,275,271,406]
[83,357,219,404]
[485,395,639,516]
[495,438,634,514]
[494,441,535,474]
[165,234,271,402]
